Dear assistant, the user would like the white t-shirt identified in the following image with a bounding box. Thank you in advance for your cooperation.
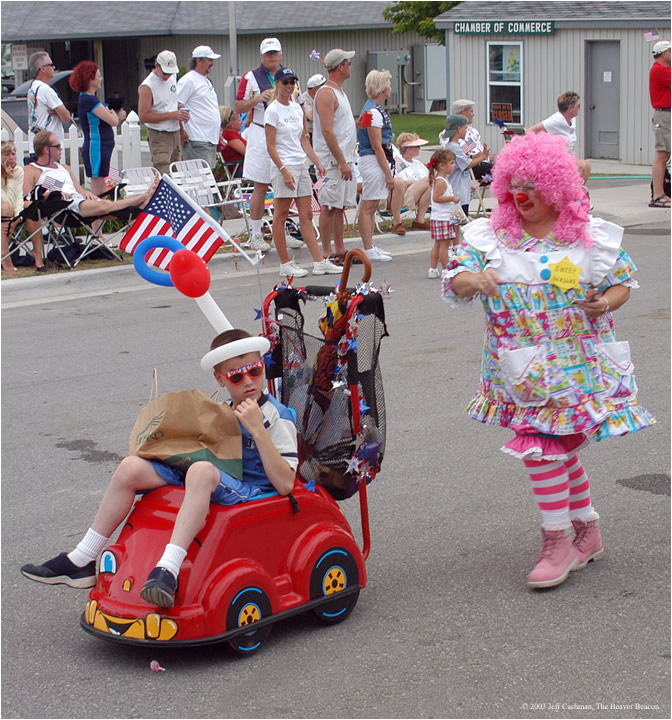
[264,100,306,166]
[397,157,429,182]
[176,70,220,144]
[542,111,576,152]
[27,79,66,152]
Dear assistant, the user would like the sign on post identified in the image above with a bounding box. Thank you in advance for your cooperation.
[11,44,28,71]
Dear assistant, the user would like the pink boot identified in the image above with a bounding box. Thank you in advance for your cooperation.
[527,528,578,589]
[571,518,604,570]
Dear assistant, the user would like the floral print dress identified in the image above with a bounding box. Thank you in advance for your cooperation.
[442,217,655,460]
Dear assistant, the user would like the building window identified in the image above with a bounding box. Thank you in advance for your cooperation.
[487,42,522,125]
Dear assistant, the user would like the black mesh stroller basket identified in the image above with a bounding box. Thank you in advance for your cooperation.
[265,286,387,500]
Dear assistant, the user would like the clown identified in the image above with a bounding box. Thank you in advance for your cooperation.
[442,132,655,590]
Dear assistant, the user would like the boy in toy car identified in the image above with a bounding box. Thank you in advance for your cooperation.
[21,329,298,608]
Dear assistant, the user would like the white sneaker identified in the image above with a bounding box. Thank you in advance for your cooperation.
[366,246,392,262]
[285,234,304,249]
[313,259,342,275]
[250,233,271,251]
[427,267,441,279]
[279,260,308,278]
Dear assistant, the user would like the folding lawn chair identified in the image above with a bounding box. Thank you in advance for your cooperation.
[468,168,489,219]
[169,159,250,238]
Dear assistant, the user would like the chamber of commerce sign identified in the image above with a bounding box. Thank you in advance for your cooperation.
[454,21,555,34]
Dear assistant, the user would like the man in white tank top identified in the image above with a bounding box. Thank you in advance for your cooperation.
[313,49,357,260]
[138,51,191,175]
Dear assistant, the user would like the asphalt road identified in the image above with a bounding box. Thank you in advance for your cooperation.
[1,222,669,719]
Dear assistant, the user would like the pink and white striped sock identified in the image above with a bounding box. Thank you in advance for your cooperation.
[566,453,597,520]
[523,458,571,529]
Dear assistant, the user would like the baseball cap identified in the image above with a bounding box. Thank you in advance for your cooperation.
[307,73,327,89]
[260,37,282,54]
[444,113,468,137]
[324,49,355,71]
[156,50,178,74]
[192,45,221,59]
[275,67,298,83]
[400,137,428,148]
[450,98,475,114]
[652,40,671,55]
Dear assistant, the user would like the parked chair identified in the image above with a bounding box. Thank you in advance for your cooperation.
[469,168,489,219]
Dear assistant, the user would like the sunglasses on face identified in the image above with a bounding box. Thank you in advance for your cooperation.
[49,144,62,149]
[217,359,265,385]
[42,63,56,69]
[281,79,297,85]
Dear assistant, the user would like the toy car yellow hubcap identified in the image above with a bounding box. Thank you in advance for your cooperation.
[322,567,346,595]
[238,603,261,626]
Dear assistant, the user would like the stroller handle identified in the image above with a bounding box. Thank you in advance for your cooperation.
[340,248,371,289]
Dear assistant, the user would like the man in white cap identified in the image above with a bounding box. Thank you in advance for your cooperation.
[138,51,190,175]
[302,73,327,141]
[649,40,671,207]
[177,45,222,168]
[441,99,492,183]
[235,38,287,251]
[313,49,357,262]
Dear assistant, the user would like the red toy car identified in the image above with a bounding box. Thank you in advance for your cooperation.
[81,249,385,653]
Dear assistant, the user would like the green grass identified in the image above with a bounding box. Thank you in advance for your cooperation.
[388,113,445,144]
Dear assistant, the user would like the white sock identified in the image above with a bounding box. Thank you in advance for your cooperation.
[156,543,187,580]
[251,219,263,236]
[68,528,109,567]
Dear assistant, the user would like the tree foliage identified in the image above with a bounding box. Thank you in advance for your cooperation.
[383,2,460,45]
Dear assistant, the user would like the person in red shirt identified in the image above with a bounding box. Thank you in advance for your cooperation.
[217,106,246,178]
[649,41,671,207]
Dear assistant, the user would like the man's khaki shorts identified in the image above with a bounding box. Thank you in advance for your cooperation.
[653,109,671,153]
[147,129,181,176]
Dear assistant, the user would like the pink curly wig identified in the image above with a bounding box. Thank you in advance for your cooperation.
[490,132,591,246]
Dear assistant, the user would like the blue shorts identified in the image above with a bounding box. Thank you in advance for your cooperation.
[147,460,267,505]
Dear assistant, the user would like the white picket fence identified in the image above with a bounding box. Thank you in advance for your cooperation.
[0,111,143,187]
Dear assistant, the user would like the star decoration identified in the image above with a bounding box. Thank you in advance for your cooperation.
[254,308,262,320]
[345,455,362,474]
[331,379,346,390]
[547,256,583,291]
[359,399,370,413]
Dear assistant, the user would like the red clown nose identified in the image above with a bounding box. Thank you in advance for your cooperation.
[169,249,211,298]
[515,192,529,204]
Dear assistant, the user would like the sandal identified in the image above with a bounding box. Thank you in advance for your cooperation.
[328,253,346,266]
[649,195,671,208]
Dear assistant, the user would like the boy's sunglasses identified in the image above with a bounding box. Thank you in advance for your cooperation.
[217,359,265,385]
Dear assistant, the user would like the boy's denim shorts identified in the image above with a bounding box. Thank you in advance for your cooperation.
[147,460,261,505]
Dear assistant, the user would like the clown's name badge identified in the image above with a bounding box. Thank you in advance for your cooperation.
[547,256,583,291]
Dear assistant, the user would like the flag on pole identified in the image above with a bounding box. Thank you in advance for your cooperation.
[105,167,125,184]
[644,29,660,42]
[120,175,257,268]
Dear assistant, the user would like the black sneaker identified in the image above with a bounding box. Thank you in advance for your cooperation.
[140,567,177,608]
[21,553,97,588]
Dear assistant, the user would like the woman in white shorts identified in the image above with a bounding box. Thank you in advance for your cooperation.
[265,68,341,278]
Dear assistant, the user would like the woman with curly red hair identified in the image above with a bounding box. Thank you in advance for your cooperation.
[69,61,126,195]
[443,131,655,590]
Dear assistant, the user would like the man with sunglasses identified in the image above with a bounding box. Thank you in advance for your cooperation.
[138,50,190,175]
[21,329,298,610]
[27,52,72,155]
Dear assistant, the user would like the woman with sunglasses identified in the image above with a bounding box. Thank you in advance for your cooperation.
[21,328,298,609]
[69,61,126,196]
[444,131,654,590]
[264,67,341,278]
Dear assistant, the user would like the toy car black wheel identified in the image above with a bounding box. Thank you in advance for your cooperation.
[309,548,360,625]
[226,587,272,654]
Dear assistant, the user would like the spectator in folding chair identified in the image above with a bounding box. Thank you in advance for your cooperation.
[265,68,341,278]
[396,132,431,231]
[217,106,246,178]
[23,131,159,265]
[1,141,24,272]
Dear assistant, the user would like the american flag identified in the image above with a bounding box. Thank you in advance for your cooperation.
[312,175,330,192]
[120,175,230,269]
[106,168,125,184]
[394,156,409,173]
[461,139,478,156]
[644,29,660,42]
[40,175,64,191]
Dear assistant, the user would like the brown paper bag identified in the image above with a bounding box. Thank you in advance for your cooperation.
[129,388,242,479]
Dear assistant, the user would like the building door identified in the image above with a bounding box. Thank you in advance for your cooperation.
[586,41,620,159]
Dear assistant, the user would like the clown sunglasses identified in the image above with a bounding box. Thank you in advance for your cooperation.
[216,358,265,385]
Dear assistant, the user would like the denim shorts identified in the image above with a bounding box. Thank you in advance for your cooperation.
[147,460,260,505]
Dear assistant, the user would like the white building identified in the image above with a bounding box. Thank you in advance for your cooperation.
[435,1,671,165]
